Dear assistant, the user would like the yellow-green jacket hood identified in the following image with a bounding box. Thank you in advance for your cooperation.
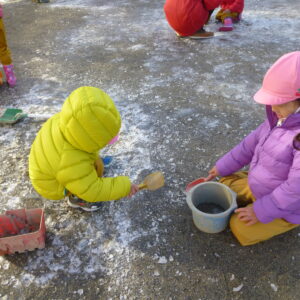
[60,86,121,153]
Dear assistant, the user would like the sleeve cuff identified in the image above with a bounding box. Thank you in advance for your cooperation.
[253,195,285,224]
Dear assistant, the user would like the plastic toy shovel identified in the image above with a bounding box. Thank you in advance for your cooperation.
[0,108,53,125]
[0,108,27,124]
[138,172,165,191]
[185,177,206,192]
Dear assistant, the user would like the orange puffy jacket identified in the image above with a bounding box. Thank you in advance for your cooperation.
[164,0,221,36]
[220,0,244,13]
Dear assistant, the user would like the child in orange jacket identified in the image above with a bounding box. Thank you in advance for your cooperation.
[0,4,16,87]
[216,0,244,31]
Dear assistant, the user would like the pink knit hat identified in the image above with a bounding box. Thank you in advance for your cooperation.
[254,51,300,105]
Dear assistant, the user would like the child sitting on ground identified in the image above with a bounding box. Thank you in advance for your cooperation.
[216,0,244,31]
[205,52,300,246]
[0,4,16,87]
[164,0,221,39]
[29,86,139,211]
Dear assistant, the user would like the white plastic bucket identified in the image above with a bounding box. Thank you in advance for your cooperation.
[186,181,237,233]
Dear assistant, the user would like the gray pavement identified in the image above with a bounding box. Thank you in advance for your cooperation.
[0,0,300,299]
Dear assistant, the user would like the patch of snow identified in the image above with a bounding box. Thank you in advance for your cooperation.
[0,88,155,287]
[158,256,168,264]
[1,0,22,3]
[233,284,243,292]
[128,44,146,51]
[270,283,278,292]
[77,289,84,295]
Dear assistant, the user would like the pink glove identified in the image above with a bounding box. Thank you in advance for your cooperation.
[0,7,3,18]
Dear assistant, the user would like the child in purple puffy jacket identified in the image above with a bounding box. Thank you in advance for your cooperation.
[205,52,300,246]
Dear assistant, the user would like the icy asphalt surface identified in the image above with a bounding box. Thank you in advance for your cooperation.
[0,0,300,299]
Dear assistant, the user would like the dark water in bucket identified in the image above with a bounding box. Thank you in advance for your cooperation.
[196,202,226,214]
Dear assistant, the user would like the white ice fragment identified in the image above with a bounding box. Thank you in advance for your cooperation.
[270,283,278,292]
[153,254,159,260]
[233,284,243,292]
[1,280,9,285]
[230,274,235,281]
[214,253,220,258]
[154,270,160,276]
[169,256,174,262]
[158,256,168,264]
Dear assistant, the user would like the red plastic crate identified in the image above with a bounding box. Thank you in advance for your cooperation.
[0,208,46,255]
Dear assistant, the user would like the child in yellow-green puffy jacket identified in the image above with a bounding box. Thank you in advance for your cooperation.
[0,4,16,87]
[29,86,139,211]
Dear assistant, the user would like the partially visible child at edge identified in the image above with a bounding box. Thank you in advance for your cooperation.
[205,52,300,246]
[0,4,16,87]
[29,86,139,212]
[164,0,221,39]
[216,0,244,31]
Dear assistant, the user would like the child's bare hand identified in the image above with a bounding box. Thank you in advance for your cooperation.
[235,205,258,226]
[204,166,219,181]
[128,184,139,197]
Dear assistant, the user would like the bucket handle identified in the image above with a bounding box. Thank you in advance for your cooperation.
[185,177,206,193]
[228,189,238,211]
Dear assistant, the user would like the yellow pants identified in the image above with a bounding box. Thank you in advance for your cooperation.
[0,18,12,65]
[220,172,298,246]
[215,10,240,23]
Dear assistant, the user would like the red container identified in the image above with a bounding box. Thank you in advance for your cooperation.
[0,208,46,255]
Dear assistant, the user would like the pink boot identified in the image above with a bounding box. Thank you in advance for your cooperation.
[219,17,233,32]
[3,64,16,87]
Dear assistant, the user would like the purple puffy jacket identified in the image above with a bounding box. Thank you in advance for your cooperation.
[216,106,300,224]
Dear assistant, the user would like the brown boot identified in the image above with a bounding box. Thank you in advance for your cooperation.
[189,28,214,39]
[0,72,3,85]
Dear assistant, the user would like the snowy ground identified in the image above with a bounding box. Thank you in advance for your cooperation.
[0,0,300,299]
